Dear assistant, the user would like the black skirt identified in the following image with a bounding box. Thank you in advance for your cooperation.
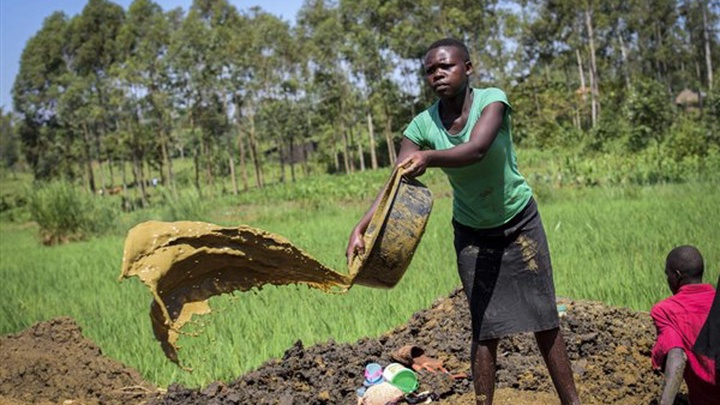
[693,275,720,369]
[453,197,559,341]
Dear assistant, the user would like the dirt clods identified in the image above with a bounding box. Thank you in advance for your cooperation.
[0,317,155,405]
[1,290,690,405]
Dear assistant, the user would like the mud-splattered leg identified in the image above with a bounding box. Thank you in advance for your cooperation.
[535,327,581,405]
[471,338,498,405]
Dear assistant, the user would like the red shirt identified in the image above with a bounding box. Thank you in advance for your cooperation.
[651,283,719,405]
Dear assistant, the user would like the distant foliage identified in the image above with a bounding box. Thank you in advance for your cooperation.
[623,78,675,152]
[703,87,720,145]
[586,108,632,153]
[522,145,720,190]
[27,181,117,245]
[666,115,712,162]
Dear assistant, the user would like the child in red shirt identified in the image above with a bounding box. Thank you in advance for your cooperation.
[651,245,719,405]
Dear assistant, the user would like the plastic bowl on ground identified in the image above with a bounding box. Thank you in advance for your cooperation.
[382,362,419,394]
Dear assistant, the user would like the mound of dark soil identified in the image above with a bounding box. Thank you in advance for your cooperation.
[0,317,155,405]
[0,290,688,405]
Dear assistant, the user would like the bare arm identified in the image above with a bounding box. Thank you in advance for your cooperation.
[400,102,506,177]
[345,138,421,263]
[347,101,505,260]
[659,348,687,405]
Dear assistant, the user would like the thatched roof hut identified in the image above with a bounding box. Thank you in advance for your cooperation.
[675,88,703,106]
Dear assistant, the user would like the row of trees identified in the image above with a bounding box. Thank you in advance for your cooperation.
[4,0,719,204]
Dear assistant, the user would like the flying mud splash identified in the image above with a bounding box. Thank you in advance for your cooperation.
[119,169,433,366]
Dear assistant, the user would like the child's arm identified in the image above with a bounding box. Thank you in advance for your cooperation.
[659,348,686,405]
[400,102,505,177]
[346,138,422,262]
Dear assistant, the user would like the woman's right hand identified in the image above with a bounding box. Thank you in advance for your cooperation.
[398,151,429,178]
[346,226,366,265]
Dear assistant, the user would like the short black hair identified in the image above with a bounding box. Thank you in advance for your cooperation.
[666,245,704,280]
[426,38,470,62]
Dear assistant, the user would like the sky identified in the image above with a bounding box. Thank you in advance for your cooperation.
[0,0,305,111]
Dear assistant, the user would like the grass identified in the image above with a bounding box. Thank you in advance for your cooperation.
[1,157,718,388]
[539,183,719,309]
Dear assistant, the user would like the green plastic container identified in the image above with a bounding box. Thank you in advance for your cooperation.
[382,362,419,393]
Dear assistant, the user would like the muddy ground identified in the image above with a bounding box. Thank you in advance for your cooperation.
[0,289,689,405]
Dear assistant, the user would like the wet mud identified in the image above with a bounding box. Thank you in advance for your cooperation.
[0,290,690,405]
[120,220,353,365]
[120,169,432,366]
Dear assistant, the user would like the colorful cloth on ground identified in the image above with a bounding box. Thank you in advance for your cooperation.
[651,283,720,405]
[403,87,532,229]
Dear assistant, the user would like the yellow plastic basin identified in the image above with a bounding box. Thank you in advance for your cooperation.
[349,168,433,288]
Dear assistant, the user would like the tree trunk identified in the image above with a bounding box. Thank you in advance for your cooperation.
[349,126,360,172]
[229,156,238,195]
[702,0,714,90]
[81,124,96,194]
[302,144,310,177]
[91,122,106,195]
[383,105,396,166]
[531,81,542,116]
[159,126,175,195]
[247,111,264,188]
[585,4,600,127]
[121,159,130,212]
[357,137,365,171]
[132,153,147,208]
[139,158,148,207]
[108,158,115,188]
[332,131,340,173]
[367,112,378,170]
[188,113,202,196]
[150,88,175,193]
[202,138,213,190]
[342,122,352,174]
[587,64,598,127]
[289,136,296,182]
[238,133,249,191]
[654,23,671,93]
[575,48,588,130]
[303,113,311,177]
[193,146,202,197]
[278,138,286,183]
[617,34,631,90]
[234,104,250,191]
[93,80,109,194]
[565,65,580,130]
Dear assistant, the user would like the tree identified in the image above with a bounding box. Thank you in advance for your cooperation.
[12,12,70,179]
[679,0,719,91]
[169,0,237,194]
[117,0,178,192]
[624,77,675,152]
[0,108,21,174]
[297,0,356,173]
[66,0,126,193]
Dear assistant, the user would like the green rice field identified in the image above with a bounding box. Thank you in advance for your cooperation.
[1,168,718,388]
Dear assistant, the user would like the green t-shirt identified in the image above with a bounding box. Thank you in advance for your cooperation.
[403,87,532,229]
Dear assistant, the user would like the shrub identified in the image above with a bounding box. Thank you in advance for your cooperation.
[623,77,675,152]
[666,115,710,162]
[587,112,631,153]
[27,180,117,245]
